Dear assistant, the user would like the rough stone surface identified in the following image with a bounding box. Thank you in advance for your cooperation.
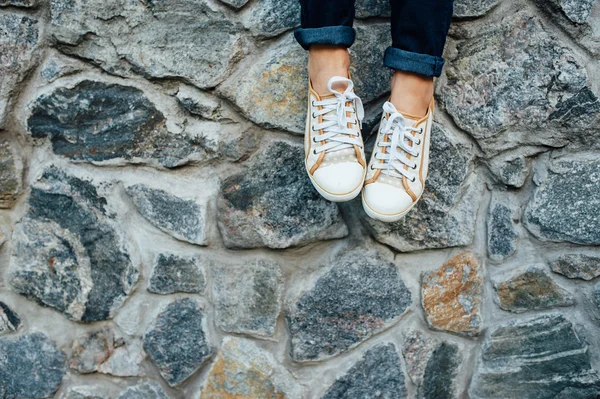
[356,0,390,17]
[525,158,600,245]
[0,302,20,335]
[453,0,500,17]
[0,333,66,399]
[494,266,574,313]
[148,253,206,294]
[551,254,600,280]
[50,0,245,89]
[219,26,391,134]
[487,194,517,261]
[175,85,234,122]
[217,141,348,249]
[9,167,139,322]
[486,152,533,188]
[287,249,412,361]
[218,0,250,8]
[213,260,283,338]
[470,314,600,398]
[323,344,407,399]
[401,330,462,399]
[0,13,40,128]
[0,0,37,6]
[421,252,483,337]
[441,11,600,156]
[243,0,301,37]
[127,184,208,245]
[29,81,214,168]
[362,123,478,252]
[143,298,212,386]
[534,0,600,56]
[200,337,303,398]
[0,141,23,209]
[116,382,169,399]
[62,387,107,399]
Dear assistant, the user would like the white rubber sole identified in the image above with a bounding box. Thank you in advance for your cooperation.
[305,162,364,202]
[361,191,421,222]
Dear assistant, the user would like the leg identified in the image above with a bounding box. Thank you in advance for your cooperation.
[386,0,454,115]
[295,0,356,95]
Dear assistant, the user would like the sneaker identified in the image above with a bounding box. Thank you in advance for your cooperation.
[362,99,434,222]
[304,76,366,202]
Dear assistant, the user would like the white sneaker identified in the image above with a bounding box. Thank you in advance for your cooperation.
[304,76,366,202]
[362,100,434,222]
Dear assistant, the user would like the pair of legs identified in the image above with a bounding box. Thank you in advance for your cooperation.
[295,0,454,116]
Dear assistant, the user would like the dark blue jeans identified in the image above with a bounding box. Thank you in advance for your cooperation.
[294,0,454,77]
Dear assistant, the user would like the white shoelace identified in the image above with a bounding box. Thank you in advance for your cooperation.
[372,101,423,182]
[311,76,364,155]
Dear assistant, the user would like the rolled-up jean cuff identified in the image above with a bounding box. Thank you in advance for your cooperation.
[383,47,445,77]
[294,26,356,50]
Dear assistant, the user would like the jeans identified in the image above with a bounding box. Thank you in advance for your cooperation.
[294,0,454,77]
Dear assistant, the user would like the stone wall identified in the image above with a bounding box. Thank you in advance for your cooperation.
[0,0,599,397]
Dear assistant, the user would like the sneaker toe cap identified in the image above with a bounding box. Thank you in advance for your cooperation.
[312,162,365,195]
[363,182,414,215]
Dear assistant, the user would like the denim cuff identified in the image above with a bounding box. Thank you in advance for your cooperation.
[294,26,356,51]
[383,47,445,77]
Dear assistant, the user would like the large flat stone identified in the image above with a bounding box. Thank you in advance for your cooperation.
[0,140,23,209]
[126,184,208,245]
[470,314,600,398]
[550,254,600,280]
[200,337,303,399]
[286,248,412,362]
[50,0,245,89]
[9,167,139,322]
[421,252,483,337]
[0,333,66,399]
[28,81,214,168]
[148,253,206,294]
[116,382,169,399]
[494,266,574,313]
[362,123,479,252]
[0,13,40,128]
[487,194,517,261]
[440,11,600,156]
[323,344,407,399]
[242,0,300,37]
[524,158,600,244]
[217,141,348,249]
[219,25,391,134]
[213,260,283,338]
[143,298,212,386]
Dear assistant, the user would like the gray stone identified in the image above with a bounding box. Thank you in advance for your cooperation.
[219,25,391,134]
[62,387,107,399]
[0,13,40,128]
[469,314,600,398]
[485,150,539,188]
[487,194,517,261]
[0,141,23,209]
[217,141,348,249]
[39,56,82,83]
[175,85,234,122]
[218,0,250,8]
[323,344,407,399]
[200,337,303,398]
[0,333,66,399]
[286,248,412,362]
[148,253,206,294]
[29,81,215,168]
[9,167,139,322]
[555,387,600,399]
[116,382,169,399]
[453,0,500,17]
[242,0,300,37]
[440,11,600,156]
[97,338,145,377]
[144,298,212,386]
[551,254,600,280]
[495,266,574,313]
[126,184,208,246]
[0,0,37,6]
[213,260,283,338]
[356,0,391,18]
[534,0,600,56]
[50,0,245,89]
[362,123,479,252]
[0,302,21,335]
[401,330,462,399]
[524,158,600,244]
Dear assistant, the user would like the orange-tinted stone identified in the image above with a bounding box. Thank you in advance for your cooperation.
[421,252,483,337]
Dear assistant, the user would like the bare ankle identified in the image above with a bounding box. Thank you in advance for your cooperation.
[308,45,351,95]
[389,71,434,117]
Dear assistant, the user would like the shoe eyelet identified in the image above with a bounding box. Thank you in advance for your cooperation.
[416,139,421,145]
[313,149,317,155]
[411,177,416,182]
[311,101,316,106]
[411,164,417,170]
[312,113,317,118]
[370,165,375,170]
[418,128,424,134]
